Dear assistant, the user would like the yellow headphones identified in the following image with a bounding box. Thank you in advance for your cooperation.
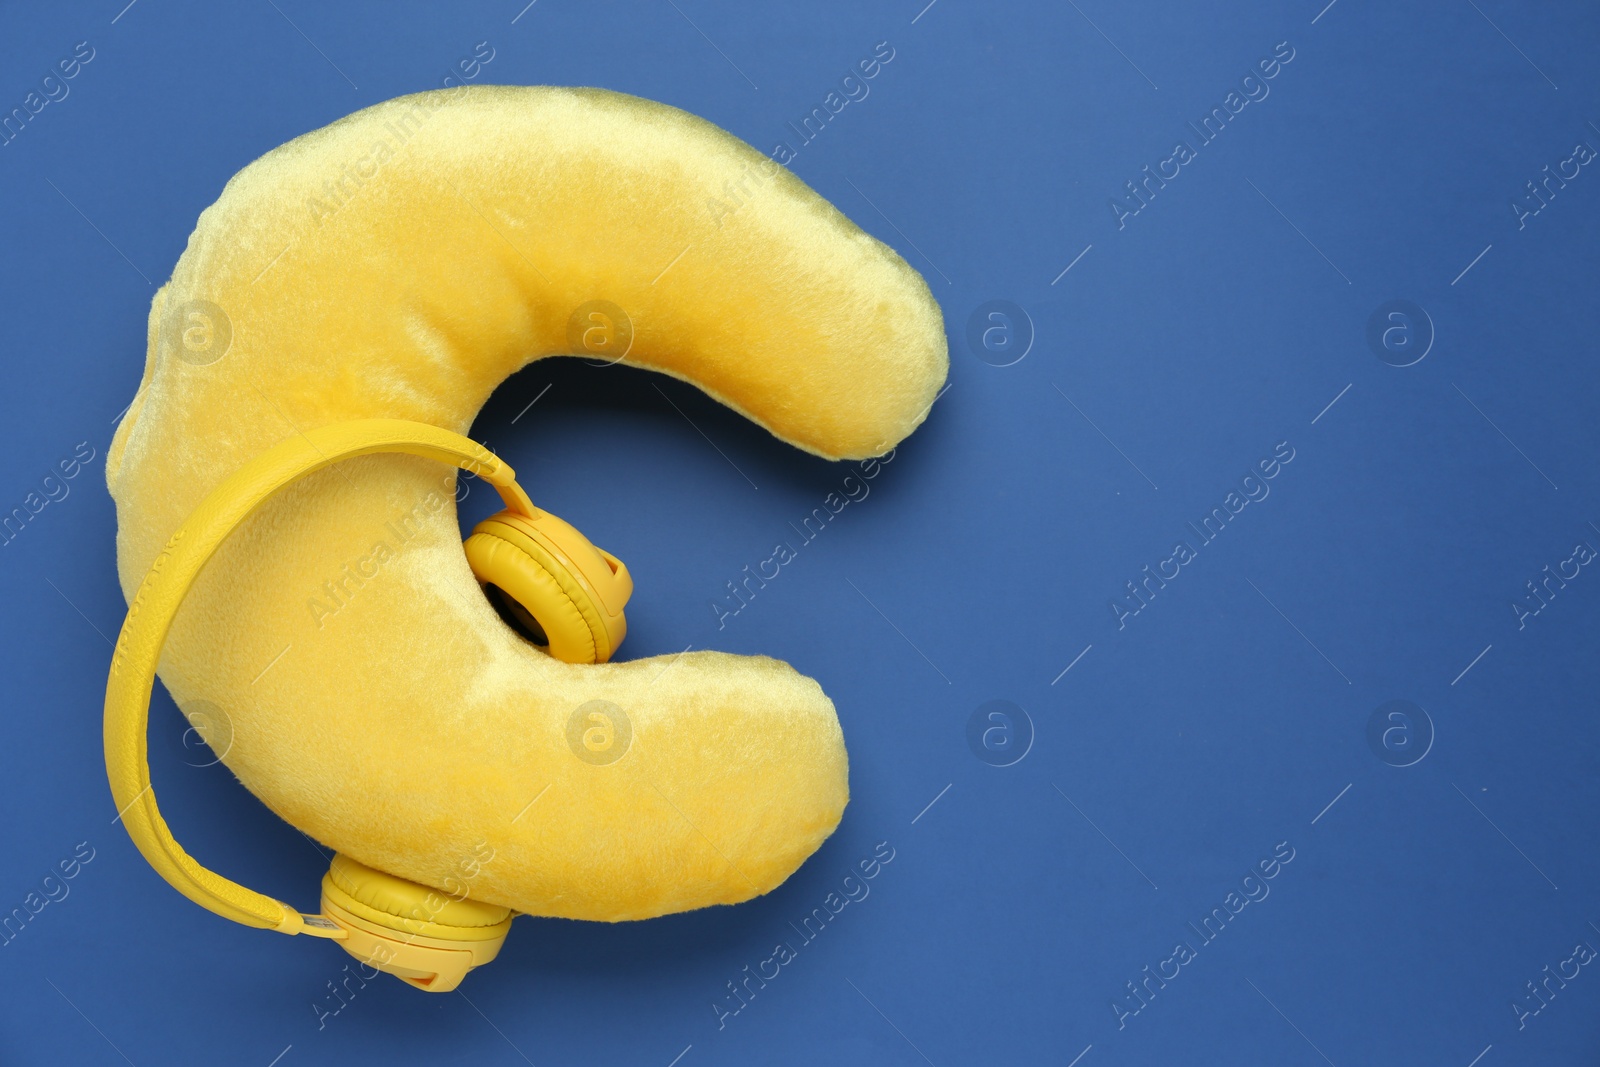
[104,419,633,990]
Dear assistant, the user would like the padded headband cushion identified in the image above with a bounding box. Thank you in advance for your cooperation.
[106,86,947,922]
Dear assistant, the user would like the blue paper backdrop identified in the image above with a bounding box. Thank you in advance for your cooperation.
[2,1,1598,1063]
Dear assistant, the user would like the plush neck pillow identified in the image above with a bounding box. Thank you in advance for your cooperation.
[106,85,946,924]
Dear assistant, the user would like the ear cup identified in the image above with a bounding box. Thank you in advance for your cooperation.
[321,854,513,992]
[463,524,603,662]
[463,510,629,663]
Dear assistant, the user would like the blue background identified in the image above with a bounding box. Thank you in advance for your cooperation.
[2,1,1597,1064]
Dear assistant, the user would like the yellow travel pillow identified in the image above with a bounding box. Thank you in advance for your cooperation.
[105,86,947,955]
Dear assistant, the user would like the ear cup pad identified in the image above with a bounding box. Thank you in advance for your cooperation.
[323,854,511,941]
[462,522,610,663]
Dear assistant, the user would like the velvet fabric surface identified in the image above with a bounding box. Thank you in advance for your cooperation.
[107,86,947,922]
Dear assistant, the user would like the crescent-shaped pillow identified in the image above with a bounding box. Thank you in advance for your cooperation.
[107,85,947,923]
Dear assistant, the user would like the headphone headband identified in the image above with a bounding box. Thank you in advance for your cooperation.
[104,419,534,936]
